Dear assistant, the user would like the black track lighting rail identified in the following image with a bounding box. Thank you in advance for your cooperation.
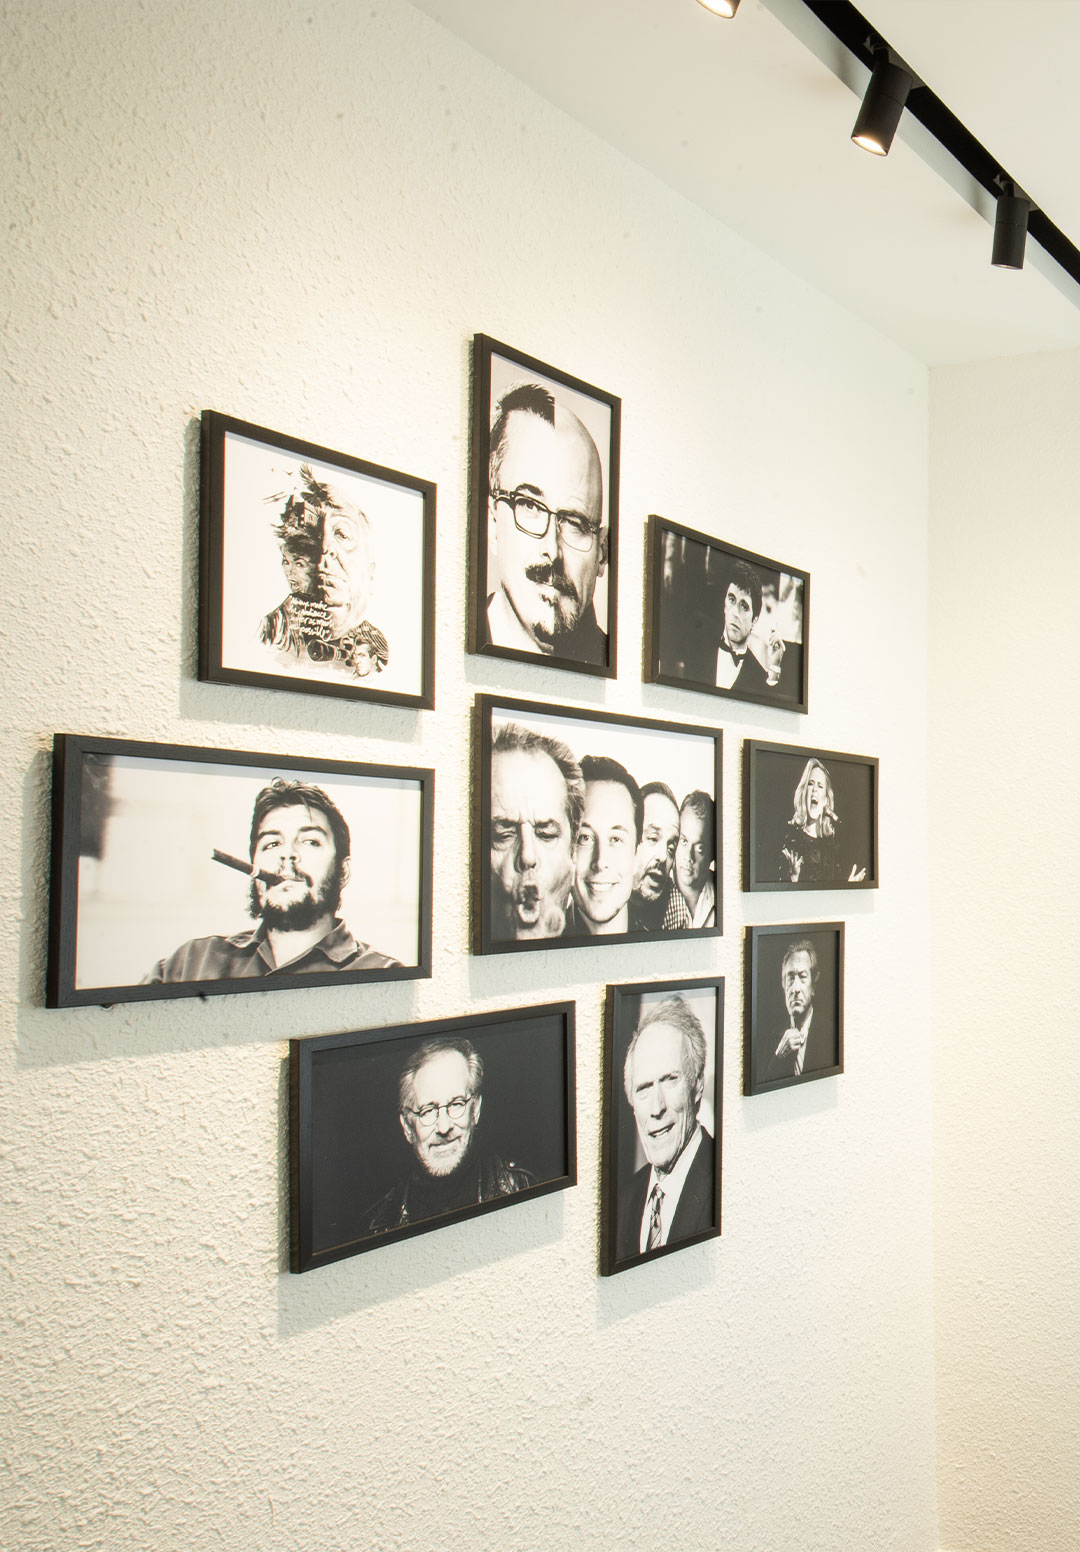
[798,0,1080,289]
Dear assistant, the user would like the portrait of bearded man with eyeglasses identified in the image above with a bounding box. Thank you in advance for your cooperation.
[363,1037,536,1233]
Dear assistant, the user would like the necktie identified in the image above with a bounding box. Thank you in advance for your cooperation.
[647,1183,664,1251]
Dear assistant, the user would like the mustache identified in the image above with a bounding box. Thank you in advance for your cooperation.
[524,557,581,604]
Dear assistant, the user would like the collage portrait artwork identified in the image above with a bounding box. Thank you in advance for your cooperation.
[200,413,435,708]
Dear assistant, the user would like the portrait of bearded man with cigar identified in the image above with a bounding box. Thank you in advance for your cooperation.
[143,779,399,983]
[480,381,609,667]
[259,468,390,683]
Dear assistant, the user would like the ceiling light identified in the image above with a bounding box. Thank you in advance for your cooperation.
[696,0,740,16]
[992,191,1030,270]
[851,57,914,156]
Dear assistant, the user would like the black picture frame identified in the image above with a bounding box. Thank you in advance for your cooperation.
[289,1002,577,1272]
[199,410,436,708]
[744,740,879,891]
[469,335,620,679]
[645,515,809,713]
[46,734,434,1008]
[744,922,844,1096]
[601,976,723,1277]
[475,694,722,954]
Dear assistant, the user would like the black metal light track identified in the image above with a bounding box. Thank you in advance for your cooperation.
[798,0,1080,288]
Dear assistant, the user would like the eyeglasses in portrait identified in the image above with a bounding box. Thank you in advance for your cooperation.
[46,735,433,1007]
[476,694,722,954]
[744,740,878,892]
[601,978,723,1276]
[744,922,844,1096]
[646,515,809,714]
[469,335,619,679]
[199,412,435,708]
[289,1003,576,1271]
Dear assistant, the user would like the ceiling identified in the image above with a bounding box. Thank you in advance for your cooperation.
[408,0,1080,365]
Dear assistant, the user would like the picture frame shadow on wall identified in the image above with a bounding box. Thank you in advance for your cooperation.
[744,739,879,892]
[600,976,724,1277]
[644,515,809,714]
[468,334,620,680]
[475,693,722,955]
[46,734,434,1008]
[199,410,436,709]
[743,922,845,1096]
[289,1002,577,1272]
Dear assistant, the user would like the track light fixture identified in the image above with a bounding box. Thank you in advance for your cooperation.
[696,0,740,16]
[992,188,1030,270]
[799,0,1080,295]
[851,55,914,156]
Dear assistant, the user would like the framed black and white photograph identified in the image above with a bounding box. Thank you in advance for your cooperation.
[469,335,619,679]
[645,515,809,713]
[744,922,844,1096]
[601,977,723,1277]
[476,694,722,955]
[46,734,433,1008]
[744,740,879,891]
[289,1002,576,1272]
[199,411,436,708]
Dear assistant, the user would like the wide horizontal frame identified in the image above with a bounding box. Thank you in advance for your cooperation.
[199,409,437,709]
[644,513,810,714]
[601,975,724,1277]
[743,738,879,892]
[289,1000,577,1272]
[469,333,621,680]
[475,692,723,955]
[46,733,434,1008]
[743,920,845,1097]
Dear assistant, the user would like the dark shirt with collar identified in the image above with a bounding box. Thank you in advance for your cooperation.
[364,1151,537,1234]
[142,918,400,983]
[628,886,691,934]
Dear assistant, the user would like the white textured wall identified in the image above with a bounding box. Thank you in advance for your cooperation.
[931,351,1080,1552]
[2,2,935,1548]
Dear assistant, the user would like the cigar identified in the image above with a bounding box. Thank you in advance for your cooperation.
[211,848,285,887]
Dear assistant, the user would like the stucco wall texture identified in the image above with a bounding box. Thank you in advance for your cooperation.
[2,3,935,1549]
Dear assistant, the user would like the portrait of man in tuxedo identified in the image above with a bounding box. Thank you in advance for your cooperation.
[614,993,718,1265]
[649,518,807,711]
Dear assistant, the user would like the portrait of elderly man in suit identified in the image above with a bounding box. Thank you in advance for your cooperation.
[764,938,823,1083]
[616,994,717,1264]
[745,924,843,1095]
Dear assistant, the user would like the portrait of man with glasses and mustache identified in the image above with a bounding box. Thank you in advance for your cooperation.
[479,376,612,668]
[364,1036,537,1234]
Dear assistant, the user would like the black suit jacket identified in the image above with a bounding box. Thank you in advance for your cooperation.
[615,1127,715,1262]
